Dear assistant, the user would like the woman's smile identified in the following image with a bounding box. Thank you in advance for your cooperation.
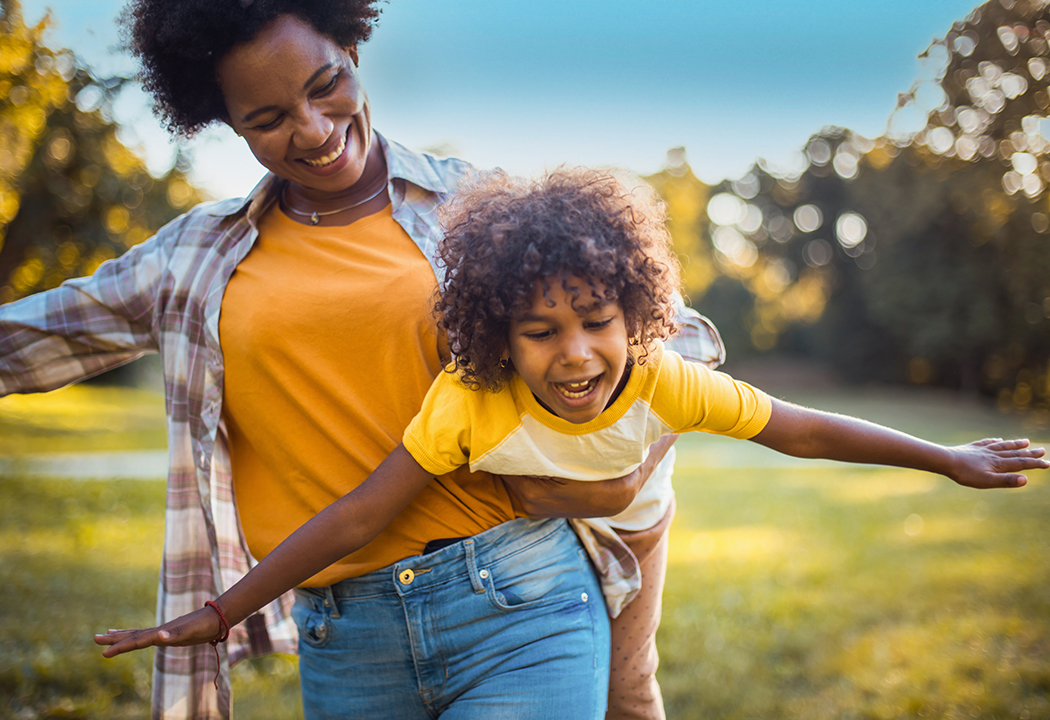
[299,126,349,168]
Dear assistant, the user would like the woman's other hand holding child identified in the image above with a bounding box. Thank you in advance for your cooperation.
[501,434,679,518]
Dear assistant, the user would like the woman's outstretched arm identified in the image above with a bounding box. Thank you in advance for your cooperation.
[94,444,434,656]
[751,398,1048,488]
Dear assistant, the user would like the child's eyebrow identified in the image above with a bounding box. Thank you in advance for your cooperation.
[515,311,549,323]
[516,300,612,323]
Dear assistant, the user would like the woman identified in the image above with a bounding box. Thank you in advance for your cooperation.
[0,1,720,718]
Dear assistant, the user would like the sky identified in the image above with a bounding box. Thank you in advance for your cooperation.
[23,0,982,199]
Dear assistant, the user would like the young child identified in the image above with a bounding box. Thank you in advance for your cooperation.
[96,168,1046,719]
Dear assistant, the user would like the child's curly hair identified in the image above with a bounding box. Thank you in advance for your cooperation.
[437,167,682,391]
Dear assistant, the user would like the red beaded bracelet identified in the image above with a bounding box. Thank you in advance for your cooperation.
[204,601,231,690]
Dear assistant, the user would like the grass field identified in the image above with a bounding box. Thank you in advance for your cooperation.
[1,383,1048,719]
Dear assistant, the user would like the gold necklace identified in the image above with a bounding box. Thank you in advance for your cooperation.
[281,182,387,226]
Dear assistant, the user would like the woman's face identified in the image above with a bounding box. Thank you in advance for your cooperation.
[216,15,372,193]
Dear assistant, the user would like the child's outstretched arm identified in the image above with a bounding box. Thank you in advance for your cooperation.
[750,398,1048,488]
[94,444,433,657]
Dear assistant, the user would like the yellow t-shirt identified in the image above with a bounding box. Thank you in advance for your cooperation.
[220,205,516,586]
[404,342,772,526]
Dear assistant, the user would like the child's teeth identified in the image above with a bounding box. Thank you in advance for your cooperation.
[557,378,597,398]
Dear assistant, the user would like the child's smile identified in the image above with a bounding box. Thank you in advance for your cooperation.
[507,276,630,424]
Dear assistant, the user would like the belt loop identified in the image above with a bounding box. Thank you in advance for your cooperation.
[323,585,341,619]
[463,539,486,594]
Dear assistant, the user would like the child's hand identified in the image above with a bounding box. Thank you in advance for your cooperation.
[949,438,1048,489]
[94,607,223,658]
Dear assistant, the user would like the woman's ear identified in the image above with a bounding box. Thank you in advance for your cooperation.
[347,44,360,67]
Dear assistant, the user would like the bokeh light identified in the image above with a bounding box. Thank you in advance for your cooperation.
[793,204,823,233]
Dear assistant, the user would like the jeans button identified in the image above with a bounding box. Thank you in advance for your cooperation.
[479,569,489,579]
[399,569,415,585]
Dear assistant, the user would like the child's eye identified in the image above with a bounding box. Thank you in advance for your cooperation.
[523,330,553,340]
[585,318,613,330]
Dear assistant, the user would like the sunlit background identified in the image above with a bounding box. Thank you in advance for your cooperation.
[24,0,980,197]
[2,0,1050,718]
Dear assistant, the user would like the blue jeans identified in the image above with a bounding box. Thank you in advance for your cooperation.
[292,517,610,719]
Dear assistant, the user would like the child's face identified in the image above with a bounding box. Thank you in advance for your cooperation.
[507,276,630,424]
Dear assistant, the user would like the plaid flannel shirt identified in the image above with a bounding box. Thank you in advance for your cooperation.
[0,133,724,719]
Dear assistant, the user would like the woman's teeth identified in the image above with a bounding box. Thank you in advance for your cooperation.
[302,132,347,167]
[555,376,599,399]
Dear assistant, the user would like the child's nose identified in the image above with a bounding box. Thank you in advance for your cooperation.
[559,333,593,365]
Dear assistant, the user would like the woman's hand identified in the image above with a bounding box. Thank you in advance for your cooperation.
[947,438,1047,489]
[94,607,223,658]
[500,434,678,518]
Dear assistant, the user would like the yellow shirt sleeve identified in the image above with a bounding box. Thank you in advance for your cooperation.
[403,369,475,476]
[651,351,772,439]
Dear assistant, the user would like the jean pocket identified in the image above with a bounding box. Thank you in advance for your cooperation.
[485,544,592,611]
[291,596,332,649]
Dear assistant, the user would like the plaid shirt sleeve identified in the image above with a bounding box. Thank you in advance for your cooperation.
[665,294,725,370]
[0,226,175,393]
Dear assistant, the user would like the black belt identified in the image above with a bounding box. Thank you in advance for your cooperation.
[422,537,469,555]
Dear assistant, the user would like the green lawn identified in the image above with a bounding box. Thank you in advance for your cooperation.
[1,384,1047,719]
[0,385,167,455]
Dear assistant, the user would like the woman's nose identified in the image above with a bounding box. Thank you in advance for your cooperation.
[293,109,334,150]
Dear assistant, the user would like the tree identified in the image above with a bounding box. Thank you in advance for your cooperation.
[649,0,1050,423]
[0,0,204,304]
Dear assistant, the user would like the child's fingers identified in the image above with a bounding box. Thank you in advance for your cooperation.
[999,474,1028,488]
[1008,455,1050,470]
[94,629,145,645]
[971,472,1027,489]
[972,438,1004,447]
[994,448,1047,462]
[978,438,1029,450]
[98,628,170,658]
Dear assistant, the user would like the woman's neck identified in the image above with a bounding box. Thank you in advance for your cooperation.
[281,134,389,226]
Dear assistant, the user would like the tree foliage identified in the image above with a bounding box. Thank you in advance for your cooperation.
[0,0,203,304]
[650,0,1050,423]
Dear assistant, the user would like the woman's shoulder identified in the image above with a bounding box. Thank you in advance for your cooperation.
[378,133,476,196]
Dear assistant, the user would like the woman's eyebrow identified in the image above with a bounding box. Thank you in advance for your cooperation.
[301,63,334,91]
[240,64,335,123]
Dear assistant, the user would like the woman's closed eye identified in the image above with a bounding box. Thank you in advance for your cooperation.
[312,73,340,98]
[252,114,284,131]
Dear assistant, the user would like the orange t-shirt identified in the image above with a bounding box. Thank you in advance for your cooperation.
[220,204,515,586]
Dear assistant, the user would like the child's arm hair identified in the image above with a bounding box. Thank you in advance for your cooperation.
[751,398,1048,489]
[94,444,433,656]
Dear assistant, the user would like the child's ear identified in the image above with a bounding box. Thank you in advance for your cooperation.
[499,349,511,370]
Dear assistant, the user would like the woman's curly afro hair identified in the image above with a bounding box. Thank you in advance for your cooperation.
[121,0,382,137]
[436,167,682,392]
